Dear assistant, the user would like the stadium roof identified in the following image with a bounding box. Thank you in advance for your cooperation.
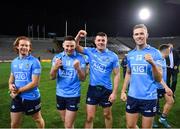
[0,0,180,37]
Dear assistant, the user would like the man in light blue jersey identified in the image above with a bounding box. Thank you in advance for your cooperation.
[75,31,120,128]
[50,36,86,128]
[8,36,45,128]
[120,24,163,128]
[153,44,174,128]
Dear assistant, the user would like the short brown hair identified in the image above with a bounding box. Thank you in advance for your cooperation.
[133,24,148,32]
[64,36,75,41]
[13,36,32,53]
[96,32,107,37]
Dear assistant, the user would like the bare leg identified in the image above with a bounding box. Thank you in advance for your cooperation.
[142,116,154,128]
[10,112,23,128]
[103,107,112,128]
[32,111,45,128]
[64,110,77,129]
[84,104,97,128]
[126,112,139,128]
[162,94,174,115]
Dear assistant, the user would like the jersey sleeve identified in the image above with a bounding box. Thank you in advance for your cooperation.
[127,54,131,70]
[80,56,86,69]
[10,61,14,74]
[32,59,41,76]
[52,55,57,67]
[83,47,92,56]
[84,55,89,64]
[154,50,163,68]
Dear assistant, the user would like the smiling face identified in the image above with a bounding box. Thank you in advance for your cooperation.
[17,40,31,56]
[63,40,76,55]
[94,35,107,51]
[133,27,148,47]
[13,36,32,57]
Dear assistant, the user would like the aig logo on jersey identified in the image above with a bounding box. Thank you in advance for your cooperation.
[14,72,28,81]
[92,60,106,73]
[131,64,147,75]
[60,69,74,78]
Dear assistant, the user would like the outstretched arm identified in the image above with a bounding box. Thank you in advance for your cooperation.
[75,30,87,53]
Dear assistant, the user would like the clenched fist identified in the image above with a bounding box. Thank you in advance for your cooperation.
[54,58,62,70]
[144,54,154,65]
[77,30,87,38]
[73,60,80,70]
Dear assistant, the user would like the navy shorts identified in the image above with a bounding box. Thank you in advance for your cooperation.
[56,95,80,111]
[126,96,157,117]
[157,88,166,99]
[86,85,112,107]
[156,89,166,114]
[10,96,41,115]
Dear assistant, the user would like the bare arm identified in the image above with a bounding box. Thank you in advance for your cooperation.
[16,75,40,94]
[75,30,87,53]
[8,73,15,91]
[50,66,59,80]
[108,67,120,103]
[50,59,62,80]
[160,79,173,96]
[120,68,131,101]
[151,64,162,82]
[113,67,120,95]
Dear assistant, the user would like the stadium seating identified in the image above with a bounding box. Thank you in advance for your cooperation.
[0,36,180,61]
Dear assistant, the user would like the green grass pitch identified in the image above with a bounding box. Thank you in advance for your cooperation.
[0,62,180,128]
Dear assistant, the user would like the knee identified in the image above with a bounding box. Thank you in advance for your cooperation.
[126,123,137,128]
[33,116,44,124]
[103,110,112,120]
[65,121,73,128]
[86,114,95,123]
[11,121,20,128]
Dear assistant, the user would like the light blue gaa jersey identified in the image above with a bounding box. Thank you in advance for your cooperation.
[83,47,120,90]
[11,55,41,100]
[84,55,89,64]
[157,58,167,89]
[52,51,86,97]
[127,45,163,100]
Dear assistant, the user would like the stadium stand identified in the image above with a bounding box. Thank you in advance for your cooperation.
[0,37,55,61]
[1,36,180,61]
[116,36,180,50]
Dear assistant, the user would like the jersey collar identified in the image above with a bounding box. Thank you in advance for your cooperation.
[18,54,31,60]
[62,51,77,57]
[135,44,151,51]
[95,48,109,53]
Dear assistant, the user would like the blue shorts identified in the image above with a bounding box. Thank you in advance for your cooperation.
[56,95,80,111]
[10,96,41,115]
[126,96,157,117]
[86,85,112,107]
